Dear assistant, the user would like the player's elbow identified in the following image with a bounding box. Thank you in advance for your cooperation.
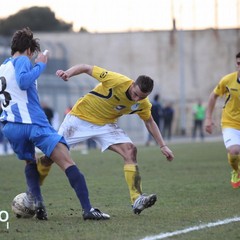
[18,82,29,90]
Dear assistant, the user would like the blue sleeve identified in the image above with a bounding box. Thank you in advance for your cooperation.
[14,56,46,90]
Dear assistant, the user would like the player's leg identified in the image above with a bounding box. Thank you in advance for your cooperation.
[35,115,75,186]
[124,163,143,202]
[49,142,110,220]
[34,120,109,220]
[37,155,53,185]
[109,143,142,201]
[35,115,74,187]
[109,142,157,214]
[53,115,109,219]
[227,150,240,188]
[223,128,240,188]
[25,160,48,220]
[94,123,157,214]
[56,115,109,218]
[2,123,47,220]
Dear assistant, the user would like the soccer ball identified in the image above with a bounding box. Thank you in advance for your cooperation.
[11,193,35,218]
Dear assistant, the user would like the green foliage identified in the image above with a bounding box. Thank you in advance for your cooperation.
[0,141,240,240]
[0,7,73,36]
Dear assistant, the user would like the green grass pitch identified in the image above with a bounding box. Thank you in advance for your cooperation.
[0,141,240,240]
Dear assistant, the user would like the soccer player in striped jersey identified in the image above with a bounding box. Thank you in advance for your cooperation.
[40,64,174,215]
[205,52,240,189]
[0,28,109,221]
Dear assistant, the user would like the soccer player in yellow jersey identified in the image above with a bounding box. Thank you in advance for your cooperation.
[205,52,240,188]
[39,64,174,215]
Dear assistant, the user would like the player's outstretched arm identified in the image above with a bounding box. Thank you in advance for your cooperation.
[56,64,93,81]
[144,116,174,161]
[205,92,218,134]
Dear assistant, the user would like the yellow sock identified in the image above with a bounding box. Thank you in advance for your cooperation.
[37,156,53,185]
[227,153,240,172]
[124,164,142,204]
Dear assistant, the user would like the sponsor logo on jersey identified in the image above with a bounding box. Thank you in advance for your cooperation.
[100,71,108,78]
[131,103,140,111]
[115,105,126,111]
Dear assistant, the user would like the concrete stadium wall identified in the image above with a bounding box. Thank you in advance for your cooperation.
[4,29,240,143]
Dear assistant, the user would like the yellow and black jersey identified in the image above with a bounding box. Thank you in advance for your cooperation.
[214,71,240,129]
[70,66,152,125]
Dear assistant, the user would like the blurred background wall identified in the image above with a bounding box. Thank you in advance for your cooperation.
[1,28,239,143]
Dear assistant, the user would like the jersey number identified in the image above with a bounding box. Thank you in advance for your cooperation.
[0,76,12,107]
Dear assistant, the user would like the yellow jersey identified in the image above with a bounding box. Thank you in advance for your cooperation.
[214,71,240,129]
[70,66,152,125]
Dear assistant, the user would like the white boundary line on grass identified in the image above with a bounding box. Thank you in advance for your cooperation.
[139,216,240,240]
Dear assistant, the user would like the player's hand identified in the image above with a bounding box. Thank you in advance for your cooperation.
[204,118,214,134]
[35,52,48,64]
[56,70,69,81]
[161,146,174,161]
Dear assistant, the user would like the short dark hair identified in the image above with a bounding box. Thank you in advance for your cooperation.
[11,27,40,55]
[135,75,154,93]
[236,52,240,58]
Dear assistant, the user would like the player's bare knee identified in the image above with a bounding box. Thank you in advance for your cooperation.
[125,143,137,161]
[228,145,240,155]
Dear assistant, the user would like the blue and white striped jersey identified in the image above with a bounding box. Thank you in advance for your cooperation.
[0,55,50,126]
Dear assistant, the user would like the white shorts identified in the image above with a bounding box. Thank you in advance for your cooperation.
[222,128,240,148]
[58,114,132,151]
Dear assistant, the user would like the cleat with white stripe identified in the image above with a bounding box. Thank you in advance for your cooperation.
[82,208,110,220]
[132,193,157,214]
